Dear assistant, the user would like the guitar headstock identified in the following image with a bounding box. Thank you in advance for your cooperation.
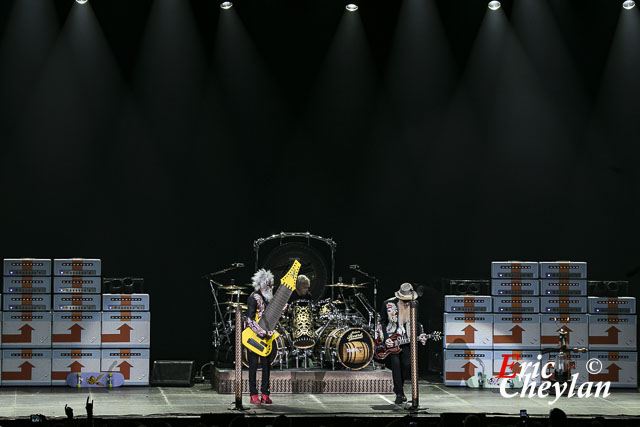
[280,260,301,291]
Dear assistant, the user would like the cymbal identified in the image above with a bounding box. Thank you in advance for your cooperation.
[327,283,366,289]
[327,283,350,287]
[326,282,368,288]
[226,291,248,296]
[221,301,248,307]
[218,284,248,291]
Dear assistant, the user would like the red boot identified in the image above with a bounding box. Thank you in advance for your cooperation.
[260,394,272,404]
[250,394,260,404]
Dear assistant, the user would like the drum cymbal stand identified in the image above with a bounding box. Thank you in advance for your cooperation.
[349,265,379,369]
[355,292,376,330]
[203,263,244,357]
[209,279,231,349]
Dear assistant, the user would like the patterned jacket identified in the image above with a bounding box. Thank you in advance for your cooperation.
[246,290,268,337]
[379,297,424,341]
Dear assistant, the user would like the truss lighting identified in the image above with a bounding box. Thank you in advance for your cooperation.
[220,2,233,9]
[488,1,501,10]
[346,4,359,12]
[623,0,635,9]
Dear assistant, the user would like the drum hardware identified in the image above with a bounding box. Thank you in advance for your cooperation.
[349,264,379,337]
[202,262,245,279]
[354,292,376,331]
[291,348,314,369]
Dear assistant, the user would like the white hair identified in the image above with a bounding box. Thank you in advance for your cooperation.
[252,269,274,291]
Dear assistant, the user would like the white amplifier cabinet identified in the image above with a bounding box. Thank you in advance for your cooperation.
[101,349,150,386]
[540,261,587,279]
[493,296,540,313]
[491,279,539,296]
[52,312,101,348]
[54,259,101,276]
[589,315,637,351]
[51,349,101,386]
[3,277,51,294]
[540,279,587,296]
[53,294,101,311]
[1,349,51,386]
[540,314,588,347]
[54,277,101,294]
[493,314,540,350]
[443,313,493,349]
[3,259,51,276]
[491,262,538,279]
[588,297,636,315]
[492,350,542,385]
[102,294,150,311]
[543,351,589,385]
[443,349,493,386]
[540,296,587,314]
[101,311,150,348]
[2,311,52,348]
[588,351,637,388]
[3,294,51,311]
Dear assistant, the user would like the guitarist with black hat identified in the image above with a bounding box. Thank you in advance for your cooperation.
[380,283,425,404]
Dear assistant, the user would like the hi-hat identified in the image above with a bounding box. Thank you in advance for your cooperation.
[221,301,248,309]
[218,284,248,291]
[226,291,248,296]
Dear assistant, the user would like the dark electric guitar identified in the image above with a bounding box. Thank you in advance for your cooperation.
[374,331,442,360]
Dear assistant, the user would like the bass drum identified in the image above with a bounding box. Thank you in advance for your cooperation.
[242,330,290,368]
[323,327,374,370]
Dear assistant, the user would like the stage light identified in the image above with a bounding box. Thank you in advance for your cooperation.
[488,1,501,10]
[76,0,88,4]
[346,4,359,12]
[220,1,233,9]
[623,0,635,9]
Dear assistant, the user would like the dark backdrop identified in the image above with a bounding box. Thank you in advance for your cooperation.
[0,0,638,367]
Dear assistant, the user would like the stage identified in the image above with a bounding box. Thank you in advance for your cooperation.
[0,381,638,421]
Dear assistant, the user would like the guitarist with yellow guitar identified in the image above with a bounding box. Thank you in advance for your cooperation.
[242,261,301,405]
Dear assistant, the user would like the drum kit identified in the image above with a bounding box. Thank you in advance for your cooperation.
[210,279,378,371]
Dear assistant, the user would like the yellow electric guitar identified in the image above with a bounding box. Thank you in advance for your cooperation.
[241,260,301,357]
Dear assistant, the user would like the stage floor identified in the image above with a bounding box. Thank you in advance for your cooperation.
[0,381,638,420]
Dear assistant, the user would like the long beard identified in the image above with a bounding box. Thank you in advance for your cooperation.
[398,302,410,325]
[262,287,273,302]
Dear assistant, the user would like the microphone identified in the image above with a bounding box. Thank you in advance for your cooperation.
[349,264,360,270]
[231,263,245,268]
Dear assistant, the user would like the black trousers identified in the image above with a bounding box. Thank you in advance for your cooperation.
[384,344,411,396]
[247,349,272,396]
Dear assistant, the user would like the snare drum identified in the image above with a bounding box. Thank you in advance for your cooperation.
[291,299,315,349]
[323,326,374,370]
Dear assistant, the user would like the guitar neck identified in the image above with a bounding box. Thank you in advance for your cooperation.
[258,287,292,331]
[395,333,431,347]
